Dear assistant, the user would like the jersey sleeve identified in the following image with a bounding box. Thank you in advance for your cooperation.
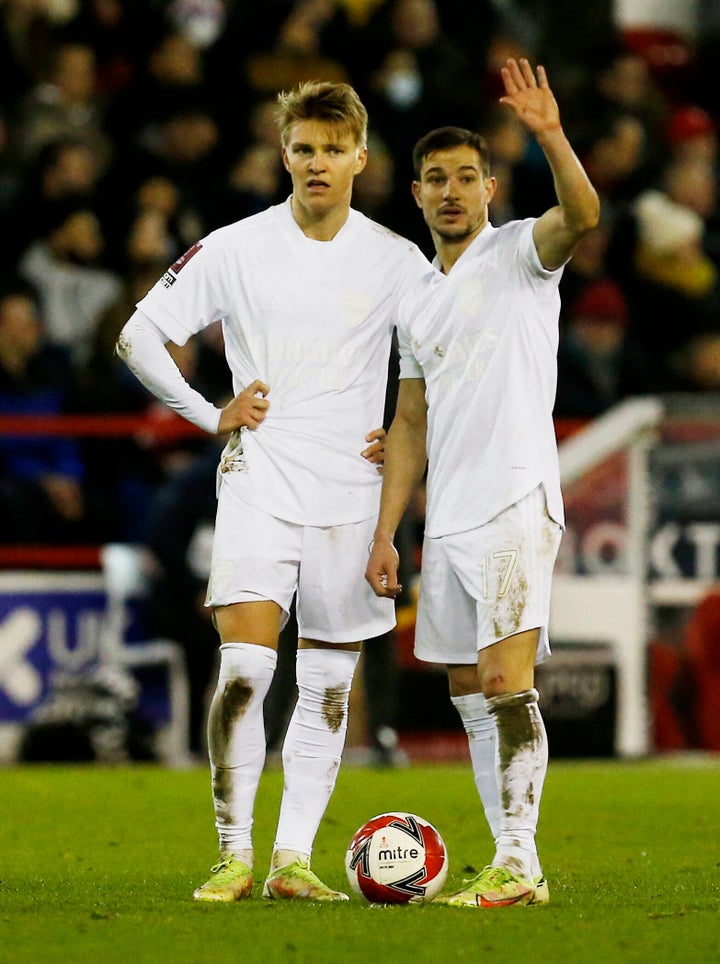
[516,218,565,295]
[135,234,228,346]
[117,311,222,434]
[396,296,424,380]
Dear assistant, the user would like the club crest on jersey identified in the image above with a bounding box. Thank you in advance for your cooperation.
[162,242,203,287]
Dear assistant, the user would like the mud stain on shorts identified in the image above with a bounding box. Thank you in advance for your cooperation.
[493,569,528,640]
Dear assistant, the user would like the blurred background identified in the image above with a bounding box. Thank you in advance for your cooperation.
[1,0,720,769]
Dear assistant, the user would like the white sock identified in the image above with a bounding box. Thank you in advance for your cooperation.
[487,688,547,881]
[272,648,360,862]
[207,642,277,861]
[451,692,501,841]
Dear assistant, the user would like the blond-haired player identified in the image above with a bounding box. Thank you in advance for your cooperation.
[117,81,429,902]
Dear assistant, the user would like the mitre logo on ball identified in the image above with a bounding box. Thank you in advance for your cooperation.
[345,812,448,904]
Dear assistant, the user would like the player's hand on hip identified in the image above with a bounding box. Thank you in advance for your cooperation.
[498,58,561,136]
[362,427,386,473]
[365,537,402,598]
[217,379,270,433]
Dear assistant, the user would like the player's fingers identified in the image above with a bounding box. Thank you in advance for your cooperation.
[363,435,385,460]
[500,65,518,96]
[536,64,548,88]
[246,379,270,396]
[362,446,384,463]
[366,571,401,598]
[365,427,386,443]
[381,572,402,596]
[518,57,537,87]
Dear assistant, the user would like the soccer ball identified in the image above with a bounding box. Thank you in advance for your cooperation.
[345,812,448,904]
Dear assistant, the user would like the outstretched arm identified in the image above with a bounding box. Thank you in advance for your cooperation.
[499,58,600,270]
[365,377,428,598]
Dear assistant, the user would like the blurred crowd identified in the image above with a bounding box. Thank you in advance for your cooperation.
[1,0,720,550]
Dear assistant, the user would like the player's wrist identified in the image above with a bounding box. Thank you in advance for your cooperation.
[534,124,566,150]
[370,532,396,549]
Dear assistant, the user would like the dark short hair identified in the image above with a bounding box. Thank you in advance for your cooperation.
[412,127,491,179]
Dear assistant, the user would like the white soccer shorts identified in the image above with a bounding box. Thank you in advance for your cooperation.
[414,485,563,665]
[205,485,395,643]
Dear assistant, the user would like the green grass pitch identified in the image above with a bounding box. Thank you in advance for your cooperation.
[0,758,718,962]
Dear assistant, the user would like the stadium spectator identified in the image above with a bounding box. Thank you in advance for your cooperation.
[199,96,289,230]
[203,142,286,232]
[0,1,44,114]
[102,172,201,276]
[621,189,720,391]
[555,278,654,419]
[6,135,105,256]
[351,131,422,246]
[580,110,657,220]
[357,0,477,163]
[55,0,153,99]
[665,104,718,165]
[366,58,599,907]
[661,154,718,224]
[11,38,112,171]
[18,198,122,367]
[116,80,430,904]
[660,152,720,270]
[107,103,221,232]
[557,217,613,324]
[590,45,668,139]
[241,0,354,100]
[0,277,110,543]
[103,27,215,145]
[66,260,186,543]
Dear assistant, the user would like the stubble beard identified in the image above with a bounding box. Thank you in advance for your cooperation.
[435,224,474,245]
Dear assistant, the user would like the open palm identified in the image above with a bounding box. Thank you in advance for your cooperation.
[499,58,561,135]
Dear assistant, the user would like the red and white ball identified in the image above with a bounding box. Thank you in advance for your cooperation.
[345,812,448,904]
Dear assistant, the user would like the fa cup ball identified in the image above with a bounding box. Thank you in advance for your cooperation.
[345,812,448,904]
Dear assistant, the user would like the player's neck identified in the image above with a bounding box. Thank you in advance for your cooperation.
[436,238,471,274]
[435,221,487,274]
[291,196,351,242]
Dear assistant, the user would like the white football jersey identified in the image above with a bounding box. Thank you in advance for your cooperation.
[398,218,565,538]
[136,198,430,526]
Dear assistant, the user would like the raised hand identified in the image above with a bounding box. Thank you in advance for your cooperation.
[499,58,561,136]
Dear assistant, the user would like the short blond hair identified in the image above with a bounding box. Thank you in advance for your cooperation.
[276,81,368,148]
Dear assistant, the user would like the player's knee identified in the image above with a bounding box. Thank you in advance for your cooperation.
[446,662,481,698]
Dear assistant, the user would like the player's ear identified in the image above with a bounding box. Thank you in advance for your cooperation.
[281,146,291,172]
[485,176,498,202]
[355,147,368,174]
[411,180,422,209]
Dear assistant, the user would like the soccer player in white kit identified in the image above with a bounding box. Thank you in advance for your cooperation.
[366,59,600,907]
[116,81,430,902]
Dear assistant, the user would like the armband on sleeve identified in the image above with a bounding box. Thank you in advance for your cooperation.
[117,310,222,435]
